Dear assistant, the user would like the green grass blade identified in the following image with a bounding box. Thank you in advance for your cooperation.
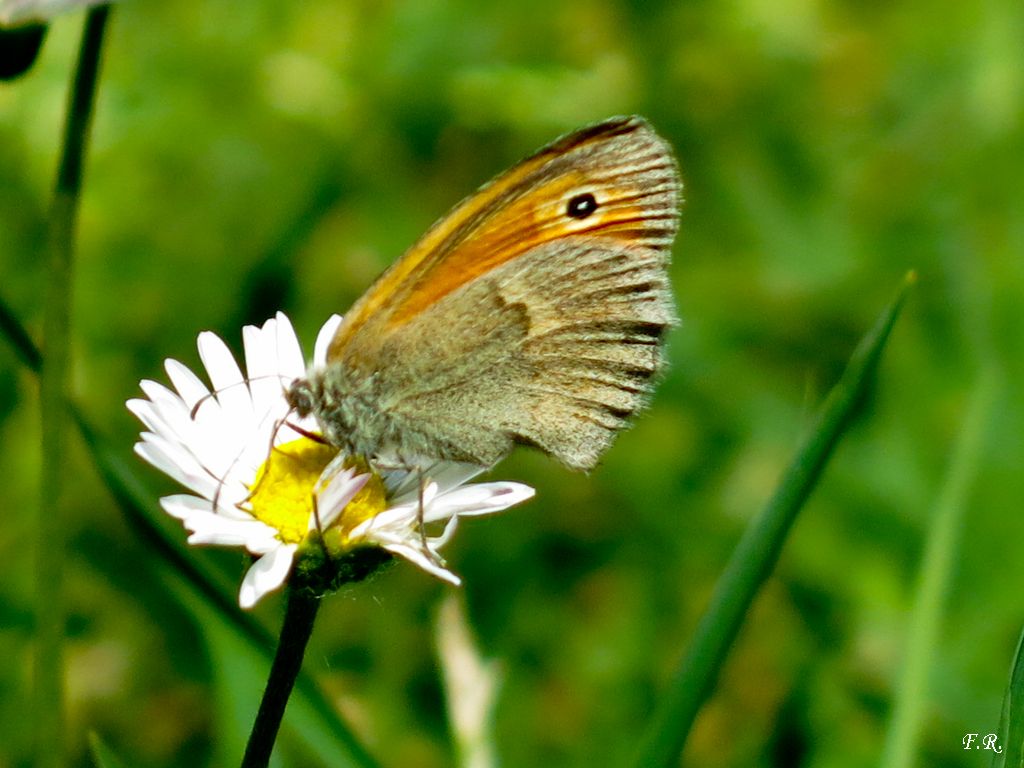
[632,272,916,768]
[881,368,996,768]
[35,8,111,767]
[992,625,1024,768]
[991,626,1024,768]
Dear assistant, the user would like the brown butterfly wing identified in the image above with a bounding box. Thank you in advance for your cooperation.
[329,116,678,357]
[374,238,676,469]
[330,116,681,469]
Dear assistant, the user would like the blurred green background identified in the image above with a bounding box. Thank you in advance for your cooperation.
[2,1,1023,766]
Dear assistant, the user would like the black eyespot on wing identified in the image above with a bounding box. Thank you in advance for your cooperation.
[566,192,598,219]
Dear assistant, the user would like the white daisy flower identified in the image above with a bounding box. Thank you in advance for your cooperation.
[127,312,534,609]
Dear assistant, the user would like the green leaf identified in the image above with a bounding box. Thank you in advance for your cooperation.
[632,272,916,768]
[881,368,996,768]
[992,626,1024,768]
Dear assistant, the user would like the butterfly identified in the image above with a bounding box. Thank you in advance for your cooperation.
[285,115,681,473]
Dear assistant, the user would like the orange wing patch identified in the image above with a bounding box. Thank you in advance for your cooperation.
[326,146,557,361]
[327,117,674,362]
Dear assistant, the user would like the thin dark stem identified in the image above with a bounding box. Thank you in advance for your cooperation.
[34,7,111,768]
[241,587,322,768]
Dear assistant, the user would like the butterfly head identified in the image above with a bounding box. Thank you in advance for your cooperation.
[283,375,316,421]
[284,367,398,462]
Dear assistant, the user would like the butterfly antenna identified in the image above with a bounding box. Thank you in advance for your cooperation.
[189,373,291,420]
[235,412,289,508]
[204,401,294,515]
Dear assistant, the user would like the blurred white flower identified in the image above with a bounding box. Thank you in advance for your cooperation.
[1,0,108,27]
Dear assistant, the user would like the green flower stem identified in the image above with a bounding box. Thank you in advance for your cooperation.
[34,7,110,768]
[240,545,390,767]
[241,586,321,768]
[632,273,915,768]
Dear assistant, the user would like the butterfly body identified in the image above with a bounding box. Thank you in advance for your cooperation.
[285,116,681,471]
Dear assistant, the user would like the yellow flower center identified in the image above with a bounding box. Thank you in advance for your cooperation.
[248,438,386,548]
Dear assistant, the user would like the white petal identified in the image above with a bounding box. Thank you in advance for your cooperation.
[273,312,305,376]
[184,514,278,548]
[125,398,162,433]
[348,503,414,537]
[135,440,218,501]
[164,359,211,413]
[134,383,220,460]
[239,544,297,609]
[196,331,240,387]
[244,531,291,555]
[160,494,216,521]
[134,383,207,453]
[138,379,190,421]
[315,467,369,530]
[160,492,252,523]
[356,481,443,531]
[242,321,282,411]
[383,541,462,585]
[185,406,274,495]
[197,331,253,427]
[387,462,485,503]
[428,482,535,520]
[313,314,344,365]
[376,482,441,523]
[129,399,190,447]
[431,514,461,548]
